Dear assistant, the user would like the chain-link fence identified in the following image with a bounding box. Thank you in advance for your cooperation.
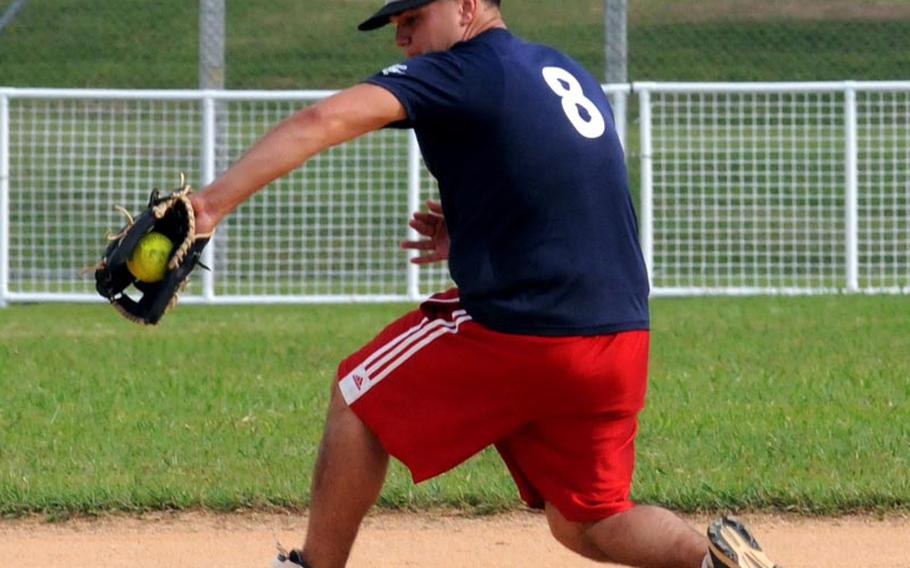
[3,1,907,90]
[0,0,394,89]
[628,0,910,82]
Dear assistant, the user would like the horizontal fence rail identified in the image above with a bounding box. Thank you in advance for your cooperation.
[0,82,907,307]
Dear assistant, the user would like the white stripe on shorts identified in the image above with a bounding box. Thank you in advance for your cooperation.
[422,296,461,303]
[339,311,472,405]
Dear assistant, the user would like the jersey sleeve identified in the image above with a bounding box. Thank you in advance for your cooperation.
[364,51,466,128]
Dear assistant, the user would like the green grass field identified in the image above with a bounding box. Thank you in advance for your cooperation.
[1,297,907,517]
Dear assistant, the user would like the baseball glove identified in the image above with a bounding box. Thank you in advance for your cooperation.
[94,173,211,325]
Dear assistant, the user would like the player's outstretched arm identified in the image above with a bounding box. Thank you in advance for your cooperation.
[191,84,406,235]
[401,200,449,264]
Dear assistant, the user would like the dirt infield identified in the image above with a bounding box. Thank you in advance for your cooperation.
[1,511,908,567]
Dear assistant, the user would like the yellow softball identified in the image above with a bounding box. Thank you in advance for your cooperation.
[127,232,174,283]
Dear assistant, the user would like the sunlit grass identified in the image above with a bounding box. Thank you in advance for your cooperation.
[1,296,907,516]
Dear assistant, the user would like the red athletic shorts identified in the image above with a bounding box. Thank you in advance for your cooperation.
[337,289,649,522]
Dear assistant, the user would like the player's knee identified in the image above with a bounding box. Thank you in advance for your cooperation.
[547,517,584,552]
[545,504,606,561]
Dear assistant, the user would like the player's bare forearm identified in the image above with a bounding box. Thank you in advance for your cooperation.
[191,84,405,234]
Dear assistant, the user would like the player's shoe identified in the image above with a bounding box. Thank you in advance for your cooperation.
[272,543,312,567]
[707,516,782,568]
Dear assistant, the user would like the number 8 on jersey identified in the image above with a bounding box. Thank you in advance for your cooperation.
[542,66,606,139]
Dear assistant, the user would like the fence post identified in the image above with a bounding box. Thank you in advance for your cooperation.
[613,90,627,150]
[604,0,627,85]
[199,0,224,304]
[200,93,217,302]
[406,130,421,301]
[844,83,859,292]
[604,0,628,147]
[198,0,225,90]
[638,86,654,288]
[0,93,9,308]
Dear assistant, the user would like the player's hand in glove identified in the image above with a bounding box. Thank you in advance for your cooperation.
[401,199,449,264]
[93,173,212,325]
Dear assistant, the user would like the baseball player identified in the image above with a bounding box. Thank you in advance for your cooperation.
[189,1,782,567]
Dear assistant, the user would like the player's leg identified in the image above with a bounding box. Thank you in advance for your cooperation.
[518,326,779,568]
[280,289,505,567]
[545,502,707,567]
[293,383,389,568]
[496,329,706,567]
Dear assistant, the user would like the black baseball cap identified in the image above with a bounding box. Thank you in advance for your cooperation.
[358,0,438,31]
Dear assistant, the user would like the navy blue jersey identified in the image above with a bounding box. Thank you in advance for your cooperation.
[366,29,649,336]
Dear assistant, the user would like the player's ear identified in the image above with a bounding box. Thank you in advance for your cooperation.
[458,0,477,26]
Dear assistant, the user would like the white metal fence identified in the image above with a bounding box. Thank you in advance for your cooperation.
[0,82,907,307]
[638,81,910,295]
[0,88,454,306]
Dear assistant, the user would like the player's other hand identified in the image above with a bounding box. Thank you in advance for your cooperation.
[401,200,449,264]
